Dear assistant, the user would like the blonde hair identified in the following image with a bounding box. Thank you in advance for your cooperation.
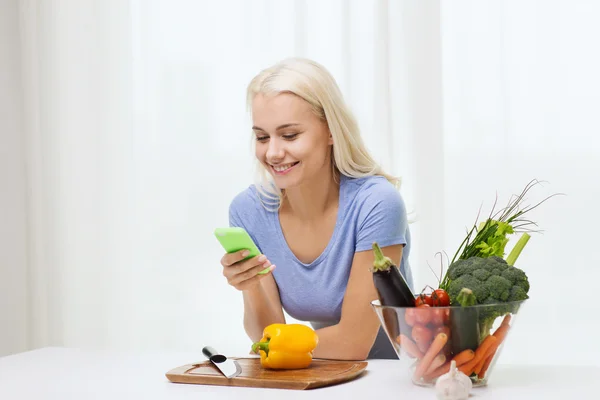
[246,57,400,209]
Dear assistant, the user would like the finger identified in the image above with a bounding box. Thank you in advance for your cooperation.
[228,261,272,285]
[221,249,251,267]
[230,263,275,287]
[223,256,268,281]
[227,254,268,276]
[235,266,276,291]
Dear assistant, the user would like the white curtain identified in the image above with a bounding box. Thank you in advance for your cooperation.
[3,0,599,366]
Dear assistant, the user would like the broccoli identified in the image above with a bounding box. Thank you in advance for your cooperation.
[508,285,528,302]
[502,266,530,292]
[485,275,512,301]
[442,256,529,338]
[477,297,510,338]
[448,274,490,305]
[456,287,477,306]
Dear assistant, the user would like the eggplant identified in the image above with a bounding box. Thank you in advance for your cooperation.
[450,288,480,354]
[371,242,415,343]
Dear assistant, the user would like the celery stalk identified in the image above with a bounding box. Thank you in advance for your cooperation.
[506,233,531,266]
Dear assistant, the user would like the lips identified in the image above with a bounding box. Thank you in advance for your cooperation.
[271,162,299,175]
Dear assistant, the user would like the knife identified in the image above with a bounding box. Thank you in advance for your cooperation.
[202,346,242,379]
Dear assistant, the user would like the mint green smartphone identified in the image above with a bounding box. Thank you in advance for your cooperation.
[214,227,270,274]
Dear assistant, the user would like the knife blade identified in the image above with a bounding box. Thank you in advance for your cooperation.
[202,346,242,379]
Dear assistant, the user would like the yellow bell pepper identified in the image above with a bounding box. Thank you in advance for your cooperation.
[251,323,319,369]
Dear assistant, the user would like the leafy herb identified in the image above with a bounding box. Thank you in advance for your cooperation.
[440,179,562,291]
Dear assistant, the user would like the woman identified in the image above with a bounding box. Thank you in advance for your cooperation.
[220,58,413,360]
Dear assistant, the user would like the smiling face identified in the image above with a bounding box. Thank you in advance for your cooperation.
[251,92,333,190]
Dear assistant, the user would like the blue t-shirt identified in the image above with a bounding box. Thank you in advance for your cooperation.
[228,174,414,359]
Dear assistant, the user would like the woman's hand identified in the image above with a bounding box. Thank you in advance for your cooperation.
[220,250,275,291]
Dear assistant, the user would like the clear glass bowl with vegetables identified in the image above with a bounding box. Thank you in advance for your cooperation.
[371,296,526,387]
[369,246,529,387]
[369,180,560,388]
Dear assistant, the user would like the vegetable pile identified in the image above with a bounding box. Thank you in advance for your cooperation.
[371,179,560,386]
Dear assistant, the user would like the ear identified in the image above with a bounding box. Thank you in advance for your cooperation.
[328,131,333,145]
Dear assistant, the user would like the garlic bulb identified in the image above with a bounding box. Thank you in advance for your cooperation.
[435,360,473,400]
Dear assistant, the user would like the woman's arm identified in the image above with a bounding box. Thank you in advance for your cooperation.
[242,273,286,342]
[227,194,286,342]
[219,246,286,343]
[311,244,404,360]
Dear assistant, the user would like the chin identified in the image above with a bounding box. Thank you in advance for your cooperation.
[272,176,301,190]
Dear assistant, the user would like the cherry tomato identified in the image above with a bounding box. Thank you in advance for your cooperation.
[415,293,433,307]
[415,304,433,325]
[431,289,450,307]
[404,308,417,327]
[411,324,434,353]
[430,308,446,327]
[443,309,451,325]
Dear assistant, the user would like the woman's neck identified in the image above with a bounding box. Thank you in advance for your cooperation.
[281,169,340,222]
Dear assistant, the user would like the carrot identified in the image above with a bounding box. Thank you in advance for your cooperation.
[423,349,474,381]
[475,313,512,375]
[473,340,500,375]
[425,354,446,376]
[413,332,448,381]
[473,351,488,375]
[475,335,497,359]
[423,362,451,381]
[492,324,510,344]
[479,352,495,378]
[475,328,507,376]
[452,349,475,366]
[397,334,424,359]
[493,314,512,344]
[458,335,498,376]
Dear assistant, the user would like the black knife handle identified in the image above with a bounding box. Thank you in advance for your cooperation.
[202,346,226,363]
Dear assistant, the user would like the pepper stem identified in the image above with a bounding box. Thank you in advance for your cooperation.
[251,340,270,355]
[372,242,393,272]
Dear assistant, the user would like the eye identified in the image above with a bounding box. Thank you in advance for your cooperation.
[282,133,299,140]
[255,135,269,142]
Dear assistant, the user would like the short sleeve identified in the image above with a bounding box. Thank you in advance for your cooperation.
[354,183,408,252]
[228,198,244,229]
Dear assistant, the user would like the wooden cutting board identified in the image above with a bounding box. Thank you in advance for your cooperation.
[165,357,368,390]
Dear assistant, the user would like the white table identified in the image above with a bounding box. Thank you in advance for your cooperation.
[0,347,596,399]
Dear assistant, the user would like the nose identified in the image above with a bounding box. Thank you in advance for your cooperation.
[265,137,285,163]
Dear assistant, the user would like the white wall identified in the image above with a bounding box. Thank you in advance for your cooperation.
[0,0,29,356]
[2,0,599,369]
[440,0,600,367]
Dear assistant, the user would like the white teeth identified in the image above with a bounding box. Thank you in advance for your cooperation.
[273,163,296,172]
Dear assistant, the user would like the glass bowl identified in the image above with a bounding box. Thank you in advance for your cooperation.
[371,298,527,387]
